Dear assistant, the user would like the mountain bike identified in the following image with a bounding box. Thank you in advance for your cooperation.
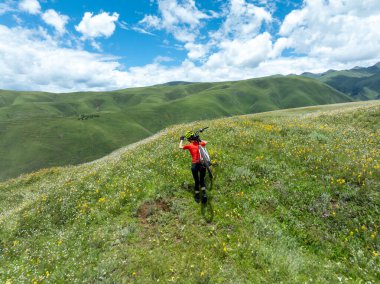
[194,127,213,179]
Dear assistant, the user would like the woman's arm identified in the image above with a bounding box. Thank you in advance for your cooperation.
[179,136,185,149]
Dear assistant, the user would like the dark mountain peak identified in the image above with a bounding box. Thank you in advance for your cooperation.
[159,81,193,86]
[301,72,320,78]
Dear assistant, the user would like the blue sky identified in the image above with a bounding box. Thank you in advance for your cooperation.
[1,0,380,92]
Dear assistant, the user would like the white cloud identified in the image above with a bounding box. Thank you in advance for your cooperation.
[206,33,273,68]
[75,12,119,39]
[42,9,69,34]
[217,0,272,41]
[0,1,15,15]
[0,25,128,92]
[153,56,173,64]
[187,0,273,67]
[278,0,380,62]
[139,15,161,29]
[158,0,209,28]
[185,42,209,60]
[138,0,213,42]
[18,0,41,15]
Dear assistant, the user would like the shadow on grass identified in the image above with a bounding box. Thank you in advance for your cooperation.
[201,176,214,223]
[201,197,214,223]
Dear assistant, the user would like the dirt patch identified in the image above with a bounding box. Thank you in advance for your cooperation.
[137,199,171,221]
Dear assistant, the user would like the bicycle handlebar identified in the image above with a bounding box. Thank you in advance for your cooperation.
[199,126,209,133]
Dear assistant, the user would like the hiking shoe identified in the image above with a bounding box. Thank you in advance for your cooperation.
[201,192,207,204]
[194,192,200,203]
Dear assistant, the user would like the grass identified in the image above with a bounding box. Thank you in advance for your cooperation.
[0,75,351,181]
[0,100,379,283]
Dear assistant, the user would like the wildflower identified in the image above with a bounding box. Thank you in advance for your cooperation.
[336,178,345,185]
[372,251,379,257]
[361,225,367,231]
[200,271,205,277]
[223,242,227,253]
[371,233,376,239]
[46,271,50,278]
[98,197,106,203]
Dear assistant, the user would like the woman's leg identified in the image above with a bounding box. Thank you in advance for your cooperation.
[199,165,207,203]
[191,163,200,202]
[199,166,206,188]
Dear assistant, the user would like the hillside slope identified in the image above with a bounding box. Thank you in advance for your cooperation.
[0,76,351,181]
[302,62,380,100]
[1,101,379,283]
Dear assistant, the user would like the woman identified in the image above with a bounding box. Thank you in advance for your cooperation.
[179,131,207,203]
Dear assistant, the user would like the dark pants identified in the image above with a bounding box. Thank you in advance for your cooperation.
[191,163,206,191]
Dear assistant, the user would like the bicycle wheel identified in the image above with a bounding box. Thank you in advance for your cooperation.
[205,164,213,179]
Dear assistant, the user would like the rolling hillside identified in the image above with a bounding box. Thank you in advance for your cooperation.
[0,101,379,283]
[303,62,380,100]
[0,75,351,181]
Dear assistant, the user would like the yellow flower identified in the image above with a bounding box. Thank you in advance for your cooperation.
[98,197,106,203]
[361,225,367,231]
[372,251,379,257]
[336,178,345,185]
[46,271,50,278]
[200,271,205,277]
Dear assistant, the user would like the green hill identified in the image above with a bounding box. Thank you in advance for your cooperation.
[1,100,379,283]
[302,62,380,100]
[0,75,351,181]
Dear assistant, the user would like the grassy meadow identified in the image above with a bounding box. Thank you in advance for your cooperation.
[0,100,379,283]
[0,75,351,181]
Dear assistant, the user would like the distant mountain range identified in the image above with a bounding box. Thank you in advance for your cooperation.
[302,62,380,100]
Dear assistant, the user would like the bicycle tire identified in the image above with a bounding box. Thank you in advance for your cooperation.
[206,164,213,179]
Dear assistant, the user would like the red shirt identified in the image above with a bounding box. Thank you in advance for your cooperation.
[183,141,207,163]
